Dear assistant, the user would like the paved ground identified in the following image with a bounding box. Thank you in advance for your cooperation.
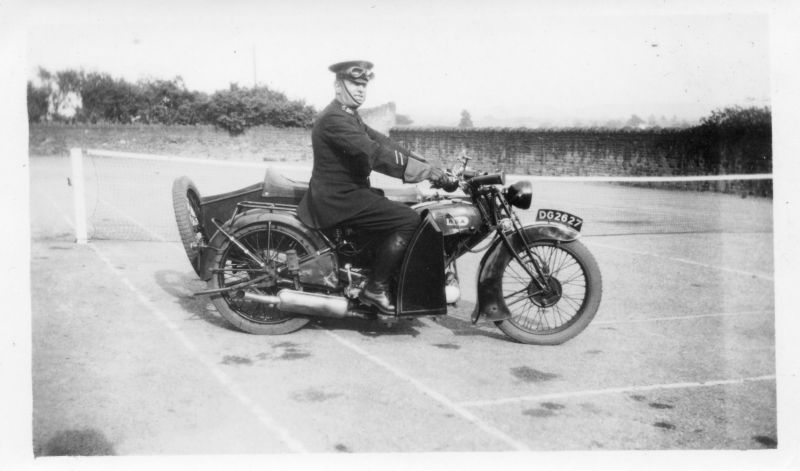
[26,155,781,460]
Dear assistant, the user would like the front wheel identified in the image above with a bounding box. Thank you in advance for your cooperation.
[495,239,602,345]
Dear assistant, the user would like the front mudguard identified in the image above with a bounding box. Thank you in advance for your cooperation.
[471,223,579,322]
[197,209,328,281]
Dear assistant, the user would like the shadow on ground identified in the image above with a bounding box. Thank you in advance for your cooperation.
[154,269,235,331]
[156,270,512,341]
[35,429,116,456]
[431,313,513,342]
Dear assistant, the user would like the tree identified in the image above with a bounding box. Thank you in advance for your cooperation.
[458,110,473,128]
[669,115,680,127]
[602,119,623,129]
[700,106,770,129]
[27,81,50,123]
[138,76,203,124]
[692,106,772,175]
[625,114,645,128]
[395,114,413,126]
[27,66,317,129]
[79,72,142,123]
[48,68,84,120]
[35,67,85,120]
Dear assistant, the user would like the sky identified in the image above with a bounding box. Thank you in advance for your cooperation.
[20,0,773,127]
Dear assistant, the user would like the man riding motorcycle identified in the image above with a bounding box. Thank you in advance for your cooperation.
[297,60,454,315]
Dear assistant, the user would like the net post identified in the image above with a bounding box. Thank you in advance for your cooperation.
[70,148,88,244]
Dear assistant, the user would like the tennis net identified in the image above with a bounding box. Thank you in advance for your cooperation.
[68,148,773,243]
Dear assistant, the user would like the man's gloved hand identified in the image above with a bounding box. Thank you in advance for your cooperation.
[428,168,459,192]
[428,167,445,181]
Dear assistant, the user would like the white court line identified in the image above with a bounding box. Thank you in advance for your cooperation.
[321,329,530,451]
[457,375,776,408]
[585,239,774,281]
[593,309,774,325]
[36,191,309,453]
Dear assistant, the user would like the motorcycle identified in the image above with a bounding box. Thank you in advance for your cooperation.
[171,157,602,345]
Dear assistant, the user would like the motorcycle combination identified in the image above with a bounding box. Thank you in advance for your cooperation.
[171,157,602,345]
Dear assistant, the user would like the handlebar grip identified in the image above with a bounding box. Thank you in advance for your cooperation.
[431,175,460,192]
[468,171,505,186]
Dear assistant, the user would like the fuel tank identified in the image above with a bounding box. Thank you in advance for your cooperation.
[414,200,482,237]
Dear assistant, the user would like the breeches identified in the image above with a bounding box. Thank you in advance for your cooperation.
[339,197,420,241]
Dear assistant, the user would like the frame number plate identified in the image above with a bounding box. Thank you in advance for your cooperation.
[536,209,583,232]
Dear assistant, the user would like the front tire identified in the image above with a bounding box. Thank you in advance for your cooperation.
[495,239,602,345]
[209,219,316,335]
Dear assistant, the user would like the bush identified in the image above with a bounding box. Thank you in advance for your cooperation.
[700,106,771,129]
[78,72,142,123]
[205,84,315,135]
[30,67,316,131]
[137,77,206,125]
[692,106,772,174]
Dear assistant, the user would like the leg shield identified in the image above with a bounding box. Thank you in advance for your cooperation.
[396,213,447,316]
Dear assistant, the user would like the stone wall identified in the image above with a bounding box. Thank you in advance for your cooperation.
[29,123,314,162]
[389,127,772,196]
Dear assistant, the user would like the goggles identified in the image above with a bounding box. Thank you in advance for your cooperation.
[340,66,375,81]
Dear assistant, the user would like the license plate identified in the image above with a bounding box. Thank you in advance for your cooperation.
[536,209,583,231]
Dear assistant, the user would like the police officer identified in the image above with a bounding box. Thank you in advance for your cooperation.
[297,60,452,315]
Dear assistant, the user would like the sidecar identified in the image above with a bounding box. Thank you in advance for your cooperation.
[171,168,422,277]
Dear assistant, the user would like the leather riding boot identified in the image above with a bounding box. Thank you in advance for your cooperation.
[359,233,410,315]
[360,280,395,315]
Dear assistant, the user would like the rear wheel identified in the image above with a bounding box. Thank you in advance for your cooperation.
[172,176,205,276]
[209,220,316,335]
[495,239,602,345]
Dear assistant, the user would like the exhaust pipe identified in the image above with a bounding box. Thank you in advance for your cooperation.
[241,289,350,319]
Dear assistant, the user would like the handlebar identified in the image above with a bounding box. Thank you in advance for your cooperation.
[430,156,507,193]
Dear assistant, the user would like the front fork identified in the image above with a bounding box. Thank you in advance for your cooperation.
[496,204,552,293]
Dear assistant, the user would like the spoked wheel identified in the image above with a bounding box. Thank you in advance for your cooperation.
[172,176,205,276]
[209,221,316,335]
[495,240,602,345]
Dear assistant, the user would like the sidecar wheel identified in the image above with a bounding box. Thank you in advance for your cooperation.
[495,239,602,345]
[209,220,315,335]
[172,176,205,277]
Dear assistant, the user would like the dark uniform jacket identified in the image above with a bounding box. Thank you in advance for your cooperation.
[297,100,433,229]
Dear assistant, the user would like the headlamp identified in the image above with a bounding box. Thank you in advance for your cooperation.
[504,181,533,209]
